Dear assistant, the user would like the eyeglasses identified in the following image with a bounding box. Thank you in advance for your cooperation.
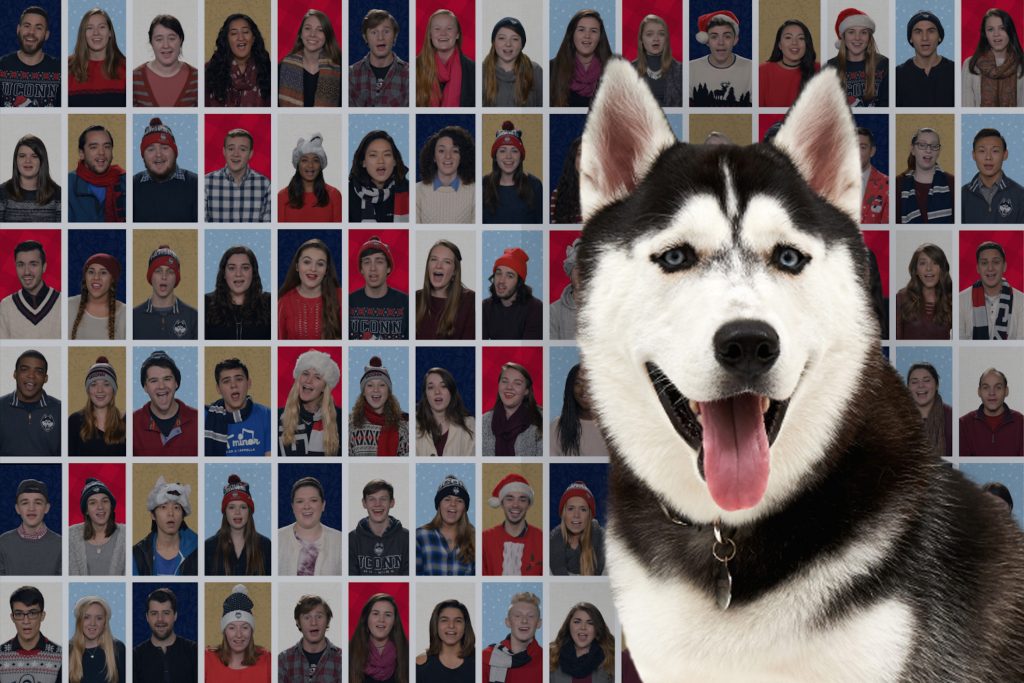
[12,610,42,620]
[914,142,941,152]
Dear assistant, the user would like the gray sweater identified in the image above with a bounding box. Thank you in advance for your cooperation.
[480,410,542,457]
[490,61,543,107]
[68,522,126,575]
[0,527,61,575]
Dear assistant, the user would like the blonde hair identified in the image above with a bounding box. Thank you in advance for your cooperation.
[280,378,339,456]
[559,501,597,575]
[633,14,673,78]
[415,9,461,106]
[69,598,118,683]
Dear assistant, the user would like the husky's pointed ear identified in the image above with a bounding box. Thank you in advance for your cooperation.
[580,58,677,221]
[772,68,861,223]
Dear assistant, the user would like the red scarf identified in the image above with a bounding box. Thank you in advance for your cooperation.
[431,49,463,107]
[75,160,125,222]
[364,405,400,456]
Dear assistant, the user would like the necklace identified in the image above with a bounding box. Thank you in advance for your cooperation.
[646,66,663,80]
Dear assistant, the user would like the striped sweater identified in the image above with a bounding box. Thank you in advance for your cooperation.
[132,63,199,107]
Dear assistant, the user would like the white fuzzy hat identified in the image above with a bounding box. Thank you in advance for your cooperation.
[146,476,192,516]
[292,350,341,391]
[292,133,327,170]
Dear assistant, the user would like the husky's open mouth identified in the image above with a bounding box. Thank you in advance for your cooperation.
[646,362,790,511]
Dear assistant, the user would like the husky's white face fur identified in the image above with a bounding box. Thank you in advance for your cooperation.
[578,61,875,527]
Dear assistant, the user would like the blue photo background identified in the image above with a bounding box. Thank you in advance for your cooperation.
[549,0,616,60]
[415,346,476,414]
[415,114,475,183]
[132,346,197,410]
[482,581,543,646]
[67,229,127,301]
[549,346,581,420]
[204,229,272,293]
[0,464,61,533]
[894,0,954,65]
[277,229,343,290]
[132,582,198,645]
[277,463,342,530]
[348,0,410,65]
[131,114,198,175]
[348,345,410,413]
[548,463,609,528]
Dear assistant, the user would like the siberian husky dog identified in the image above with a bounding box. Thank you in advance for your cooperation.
[576,60,1024,682]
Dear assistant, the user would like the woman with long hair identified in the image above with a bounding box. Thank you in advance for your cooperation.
[416,475,475,575]
[279,350,343,457]
[550,136,582,224]
[416,9,474,107]
[415,599,475,682]
[416,126,475,224]
[759,19,819,106]
[350,356,409,456]
[69,478,126,575]
[0,135,61,222]
[415,240,474,340]
[278,9,342,106]
[68,596,126,683]
[206,246,271,340]
[205,14,271,106]
[68,8,125,106]
[349,593,409,683]
[550,9,613,107]
[483,16,542,106]
[278,238,342,340]
[415,367,475,456]
[898,127,954,224]
[133,14,199,107]
[550,481,606,576]
[906,362,952,459]
[825,8,888,106]
[277,134,342,222]
[482,120,543,224]
[204,584,271,681]
[349,130,409,222]
[204,474,271,575]
[68,253,125,340]
[964,7,1024,106]
[549,603,615,682]
[552,364,608,456]
[896,243,953,340]
[482,362,543,456]
[68,357,126,457]
[631,14,682,106]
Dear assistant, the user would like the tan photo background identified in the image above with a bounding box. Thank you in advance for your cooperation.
[68,346,128,413]
[481,463,543,529]
[67,114,127,171]
[132,228,199,307]
[481,114,543,181]
[895,114,956,178]
[205,581,272,648]
[131,462,199,545]
[689,114,753,145]
[203,346,270,406]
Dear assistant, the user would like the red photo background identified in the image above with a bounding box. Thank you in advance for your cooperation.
[415,0,475,58]
[958,230,1024,290]
[348,229,411,292]
[622,0,684,62]
[549,230,582,303]
[961,0,1023,62]
[276,346,344,406]
[0,229,61,298]
[204,114,273,176]
[68,463,127,525]
[348,581,410,639]
[481,346,543,411]
[863,229,890,297]
[276,0,342,60]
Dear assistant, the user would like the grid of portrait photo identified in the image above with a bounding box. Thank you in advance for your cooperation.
[0,0,1022,682]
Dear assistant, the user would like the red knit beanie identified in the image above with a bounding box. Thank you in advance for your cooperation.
[491,120,526,160]
[559,481,597,518]
[221,474,254,513]
[493,247,529,280]
[140,117,179,158]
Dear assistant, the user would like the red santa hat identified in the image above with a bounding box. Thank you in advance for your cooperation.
[488,473,535,508]
[695,10,739,44]
[834,8,876,48]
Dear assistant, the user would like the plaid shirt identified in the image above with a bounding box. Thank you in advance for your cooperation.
[278,638,342,683]
[416,525,474,576]
[204,166,270,222]
[349,53,408,107]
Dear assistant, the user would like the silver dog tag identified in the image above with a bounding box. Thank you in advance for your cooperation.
[716,561,733,610]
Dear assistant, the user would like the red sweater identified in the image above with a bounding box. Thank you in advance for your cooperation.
[482,523,543,575]
[959,406,1024,457]
[277,288,341,340]
[277,185,343,222]
[482,638,543,683]
[132,400,199,456]
[68,58,126,106]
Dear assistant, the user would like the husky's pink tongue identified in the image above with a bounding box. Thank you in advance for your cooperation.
[699,394,770,511]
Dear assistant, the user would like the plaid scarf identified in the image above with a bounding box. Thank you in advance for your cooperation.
[971,278,1014,339]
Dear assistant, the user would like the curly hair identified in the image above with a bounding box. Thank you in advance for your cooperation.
[419,126,474,184]
[551,136,582,224]
[205,14,271,104]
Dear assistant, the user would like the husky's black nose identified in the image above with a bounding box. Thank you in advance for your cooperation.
[714,320,780,380]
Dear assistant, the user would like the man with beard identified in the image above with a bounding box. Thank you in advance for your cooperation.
[132,118,198,222]
[348,235,409,339]
[133,351,199,456]
[0,6,60,107]
[133,245,198,340]
[133,587,198,683]
[482,247,542,340]
[68,125,127,222]
[0,351,60,457]
[0,240,60,339]
[278,595,343,683]
[204,128,270,222]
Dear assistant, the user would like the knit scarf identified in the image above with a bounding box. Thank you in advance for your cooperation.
[295,529,320,576]
[353,178,395,221]
[970,278,1014,339]
[487,637,533,683]
[75,160,125,222]
[364,404,400,456]
[278,53,341,107]
[570,56,602,99]
[491,403,531,457]
[432,49,464,106]
[365,639,397,681]
[558,643,605,679]
[976,50,1019,106]
[922,395,946,459]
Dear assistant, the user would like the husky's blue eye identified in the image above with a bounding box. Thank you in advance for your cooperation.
[772,245,809,273]
[655,245,697,272]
